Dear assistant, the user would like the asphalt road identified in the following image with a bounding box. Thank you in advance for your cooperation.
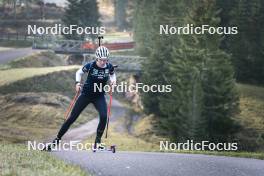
[53,150,264,176]
[0,47,40,64]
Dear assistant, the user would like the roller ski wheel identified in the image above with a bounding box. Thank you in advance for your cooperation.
[110,145,116,153]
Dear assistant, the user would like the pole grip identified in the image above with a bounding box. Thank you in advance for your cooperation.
[98,36,104,46]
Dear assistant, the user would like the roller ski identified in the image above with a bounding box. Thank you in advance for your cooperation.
[92,143,116,153]
[92,136,116,153]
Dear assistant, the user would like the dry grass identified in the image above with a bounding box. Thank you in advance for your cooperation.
[0,92,97,143]
[83,119,161,152]
[0,64,97,143]
[236,83,264,133]
[234,83,264,151]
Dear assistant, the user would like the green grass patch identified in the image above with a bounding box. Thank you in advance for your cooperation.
[0,143,88,176]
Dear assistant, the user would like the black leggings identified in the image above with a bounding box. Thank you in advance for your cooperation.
[57,93,107,139]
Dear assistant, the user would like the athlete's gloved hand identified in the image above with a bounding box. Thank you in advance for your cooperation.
[109,73,116,86]
[75,82,82,92]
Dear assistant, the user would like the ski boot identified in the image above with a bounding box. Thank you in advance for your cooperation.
[92,136,104,152]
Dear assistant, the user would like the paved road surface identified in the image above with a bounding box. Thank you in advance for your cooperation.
[53,150,264,176]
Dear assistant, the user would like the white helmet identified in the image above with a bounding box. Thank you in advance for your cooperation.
[95,46,110,60]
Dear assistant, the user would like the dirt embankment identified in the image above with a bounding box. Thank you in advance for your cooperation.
[0,69,96,143]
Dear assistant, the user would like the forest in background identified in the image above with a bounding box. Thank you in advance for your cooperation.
[133,0,264,151]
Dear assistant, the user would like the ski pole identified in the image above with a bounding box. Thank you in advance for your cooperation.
[105,86,113,138]
[64,89,80,121]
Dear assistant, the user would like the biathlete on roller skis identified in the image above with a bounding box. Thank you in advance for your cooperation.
[44,40,117,151]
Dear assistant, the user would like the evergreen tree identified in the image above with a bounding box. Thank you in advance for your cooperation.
[138,0,193,139]
[62,0,100,40]
[114,0,128,31]
[133,0,159,56]
[215,0,238,49]
[228,0,264,84]
[134,0,239,142]
[177,0,239,142]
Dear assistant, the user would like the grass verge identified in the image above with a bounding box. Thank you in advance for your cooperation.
[0,143,88,176]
